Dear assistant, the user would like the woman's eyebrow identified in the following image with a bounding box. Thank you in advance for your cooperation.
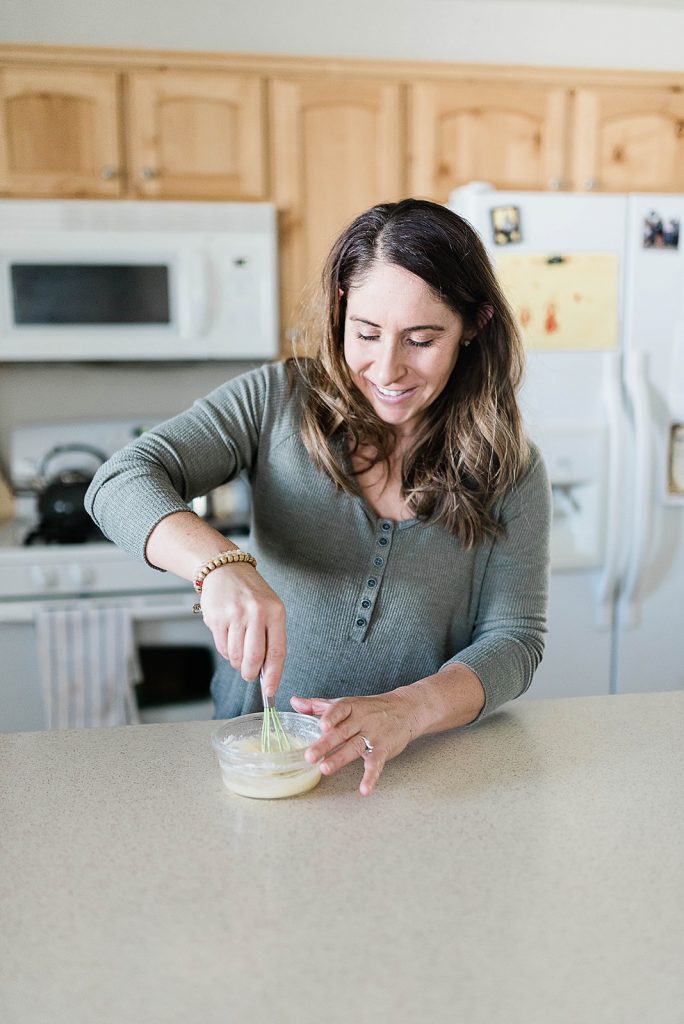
[349,316,382,327]
[349,315,445,332]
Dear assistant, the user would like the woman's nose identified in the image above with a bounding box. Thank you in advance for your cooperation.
[374,341,404,384]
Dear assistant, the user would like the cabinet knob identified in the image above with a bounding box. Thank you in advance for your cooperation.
[140,167,158,181]
[584,177,597,191]
[100,165,118,181]
[547,178,563,191]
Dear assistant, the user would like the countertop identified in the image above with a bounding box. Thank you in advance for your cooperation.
[1,691,683,1024]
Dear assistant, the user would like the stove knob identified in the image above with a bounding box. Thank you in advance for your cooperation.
[69,564,96,589]
[30,565,59,591]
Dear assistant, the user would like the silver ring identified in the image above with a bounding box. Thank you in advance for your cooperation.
[361,736,374,754]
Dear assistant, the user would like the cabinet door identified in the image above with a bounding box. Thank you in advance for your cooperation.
[270,76,404,347]
[126,70,266,199]
[0,66,121,197]
[409,80,569,201]
[572,86,684,192]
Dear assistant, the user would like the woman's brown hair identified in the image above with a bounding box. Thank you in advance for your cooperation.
[288,198,530,548]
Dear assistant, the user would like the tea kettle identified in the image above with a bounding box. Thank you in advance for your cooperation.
[28,443,108,544]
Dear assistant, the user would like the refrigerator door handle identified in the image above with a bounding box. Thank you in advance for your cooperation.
[595,352,624,630]
[620,351,653,629]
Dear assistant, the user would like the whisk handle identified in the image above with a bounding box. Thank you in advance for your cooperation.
[259,671,274,710]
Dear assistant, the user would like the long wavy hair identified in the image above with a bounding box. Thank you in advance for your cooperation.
[288,198,530,548]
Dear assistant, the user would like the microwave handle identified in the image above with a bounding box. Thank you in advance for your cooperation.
[176,250,209,339]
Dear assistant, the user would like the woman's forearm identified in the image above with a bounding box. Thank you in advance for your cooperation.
[145,510,240,579]
[394,664,486,740]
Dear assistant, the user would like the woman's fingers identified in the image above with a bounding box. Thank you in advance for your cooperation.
[290,696,352,729]
[291,699,357,763]
[289,695,326,715]
[226,621,246,669]
[200,566,287,692]
[290,692,415,796]
[359,756,384,797]
[260,623,287,698]
[313,732,385,782]
[241,621,266,683]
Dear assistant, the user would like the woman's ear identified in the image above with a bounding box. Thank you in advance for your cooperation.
[476,303,494,331]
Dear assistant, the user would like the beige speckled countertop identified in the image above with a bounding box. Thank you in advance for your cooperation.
[1,692,683,1024]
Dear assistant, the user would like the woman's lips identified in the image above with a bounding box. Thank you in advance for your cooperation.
[368,380,418,403]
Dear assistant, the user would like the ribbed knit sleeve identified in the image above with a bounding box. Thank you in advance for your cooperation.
[441,448,552,717]
[84,362,292,566]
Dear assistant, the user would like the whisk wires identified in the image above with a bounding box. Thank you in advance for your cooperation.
[261,704,292,753]
[259,671,291,753]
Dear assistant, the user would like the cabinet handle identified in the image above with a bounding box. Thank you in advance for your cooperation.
[140,167,158,181]
[584,177,597,191]
[100,165,118,180]
[547,177,563,191]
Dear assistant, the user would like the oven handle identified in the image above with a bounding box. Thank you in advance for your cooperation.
[0,599,195,625]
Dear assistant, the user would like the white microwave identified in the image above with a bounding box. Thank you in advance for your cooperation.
[0,200,279,361]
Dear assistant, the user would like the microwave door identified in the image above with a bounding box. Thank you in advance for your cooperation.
[0,235,187,361]
[9,262,172,328]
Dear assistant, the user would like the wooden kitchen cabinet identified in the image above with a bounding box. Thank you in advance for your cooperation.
[0,66,122,197]
[408,78,570,200]
[571,85,684,192]
[270,75,405,346]
[125,69,266,199]
[0,63,266,201]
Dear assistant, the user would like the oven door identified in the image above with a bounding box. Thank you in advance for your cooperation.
[0,592,219,733]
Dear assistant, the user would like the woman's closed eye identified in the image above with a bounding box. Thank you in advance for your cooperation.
[357,332,435,349]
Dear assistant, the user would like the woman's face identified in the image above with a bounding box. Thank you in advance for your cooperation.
[343,262,470,437]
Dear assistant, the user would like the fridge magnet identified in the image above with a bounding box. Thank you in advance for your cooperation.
[643,211,680,249]
[490,206,522,245]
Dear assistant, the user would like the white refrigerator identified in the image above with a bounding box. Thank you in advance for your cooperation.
[449,183,684,699]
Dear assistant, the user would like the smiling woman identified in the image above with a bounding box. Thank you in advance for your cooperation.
[294,199,525,546]
[86,198,551,797]
[345,264,466,434]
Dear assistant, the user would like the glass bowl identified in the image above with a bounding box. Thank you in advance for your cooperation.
[211,711,322,799]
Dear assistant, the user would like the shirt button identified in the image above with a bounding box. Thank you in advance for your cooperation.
[361,599,371,609]
[378,537,389,546]
[382,522,392,531]
[367,578,377,587]
[373,556,384,567]
[356,617,367,627]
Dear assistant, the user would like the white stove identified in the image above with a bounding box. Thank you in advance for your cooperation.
[0,419,249,732]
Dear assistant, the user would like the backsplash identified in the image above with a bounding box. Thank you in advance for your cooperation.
[0,361,262,474]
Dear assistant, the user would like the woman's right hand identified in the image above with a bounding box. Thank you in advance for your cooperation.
[199,563,286,698]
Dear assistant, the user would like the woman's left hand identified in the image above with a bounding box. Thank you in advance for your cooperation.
[289,690,420,796]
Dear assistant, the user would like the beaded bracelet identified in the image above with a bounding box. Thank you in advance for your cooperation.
[193,549,257,594]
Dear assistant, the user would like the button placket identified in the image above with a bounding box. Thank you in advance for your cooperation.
[350,520,395,641]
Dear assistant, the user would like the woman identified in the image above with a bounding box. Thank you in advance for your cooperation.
[86,199,551,796]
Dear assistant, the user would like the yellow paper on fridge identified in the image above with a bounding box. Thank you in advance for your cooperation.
[494,251,619,351]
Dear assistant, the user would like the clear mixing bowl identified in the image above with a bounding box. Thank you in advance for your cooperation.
[211,711,322,799]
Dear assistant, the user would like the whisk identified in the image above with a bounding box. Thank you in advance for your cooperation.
[260,672,291,753]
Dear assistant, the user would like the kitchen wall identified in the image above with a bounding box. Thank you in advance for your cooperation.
[3,0,684,71]
[2,0,684,470]
[0,362,259,472]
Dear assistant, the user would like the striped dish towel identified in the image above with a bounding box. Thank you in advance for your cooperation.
[36,606,141,729]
